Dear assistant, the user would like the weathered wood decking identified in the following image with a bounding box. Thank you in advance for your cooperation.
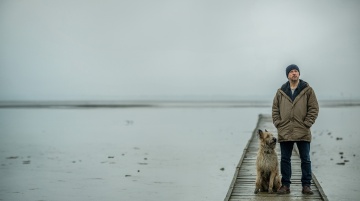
[224,114,328,201]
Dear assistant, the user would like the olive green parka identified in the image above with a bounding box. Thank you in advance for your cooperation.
[272,79,319,142]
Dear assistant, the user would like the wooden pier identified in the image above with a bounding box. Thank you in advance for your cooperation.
[224,114,328,201]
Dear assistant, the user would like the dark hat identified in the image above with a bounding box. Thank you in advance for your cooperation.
[286,64,300,77]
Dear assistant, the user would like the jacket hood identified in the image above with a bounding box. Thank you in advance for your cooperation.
[280,79,308,100]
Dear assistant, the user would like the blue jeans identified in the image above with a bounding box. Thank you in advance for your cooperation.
[280,141,312,187]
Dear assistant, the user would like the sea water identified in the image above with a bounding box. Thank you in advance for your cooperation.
[0,105,359,201]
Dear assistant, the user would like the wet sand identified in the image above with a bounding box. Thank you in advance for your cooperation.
[0,105,359,200]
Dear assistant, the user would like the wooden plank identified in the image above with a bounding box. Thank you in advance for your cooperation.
[224,114,328,201]
[229,196,323,201]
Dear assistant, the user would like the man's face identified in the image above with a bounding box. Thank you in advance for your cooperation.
[287,69,300,81]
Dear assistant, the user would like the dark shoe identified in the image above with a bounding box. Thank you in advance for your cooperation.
[277,185,290,194]
[302,186,314,195]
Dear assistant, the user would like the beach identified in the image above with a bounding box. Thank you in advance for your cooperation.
[0,104,359,201]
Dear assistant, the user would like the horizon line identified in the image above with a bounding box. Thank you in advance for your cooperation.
[1,99,360,109]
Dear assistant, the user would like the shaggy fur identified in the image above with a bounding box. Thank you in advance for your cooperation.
[254,129,281,194]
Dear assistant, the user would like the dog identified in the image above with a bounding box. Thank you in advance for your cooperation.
[254,129,281,194]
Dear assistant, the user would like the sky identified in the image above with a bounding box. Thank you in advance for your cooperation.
[1,0,360,101]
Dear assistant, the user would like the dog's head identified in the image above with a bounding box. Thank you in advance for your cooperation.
[258,129,277,149]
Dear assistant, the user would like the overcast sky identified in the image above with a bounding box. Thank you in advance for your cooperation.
[1,0,359,101]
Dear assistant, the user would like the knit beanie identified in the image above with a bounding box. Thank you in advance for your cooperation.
[286,64,300,77]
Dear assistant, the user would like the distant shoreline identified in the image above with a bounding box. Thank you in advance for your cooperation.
[1,99,360,108]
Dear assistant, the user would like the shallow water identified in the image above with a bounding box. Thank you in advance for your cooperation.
[0,107,269,201]
[311,107,360,201]
[0,106,359,201]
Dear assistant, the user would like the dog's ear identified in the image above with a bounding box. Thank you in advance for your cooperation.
[258,129,263,139]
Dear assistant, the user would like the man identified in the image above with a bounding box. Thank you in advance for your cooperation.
[272,64,319,195]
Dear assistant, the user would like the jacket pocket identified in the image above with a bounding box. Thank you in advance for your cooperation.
[277,119,289,129]
[297,120,310,129]
[274,120,281,128]
[303,121,311,128]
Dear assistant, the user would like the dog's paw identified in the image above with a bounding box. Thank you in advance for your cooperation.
[268,189,274,194]
[254,189,259,194]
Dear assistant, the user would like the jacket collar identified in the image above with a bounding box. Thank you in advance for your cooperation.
[279,79,310,103]
[280,79,308,93]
